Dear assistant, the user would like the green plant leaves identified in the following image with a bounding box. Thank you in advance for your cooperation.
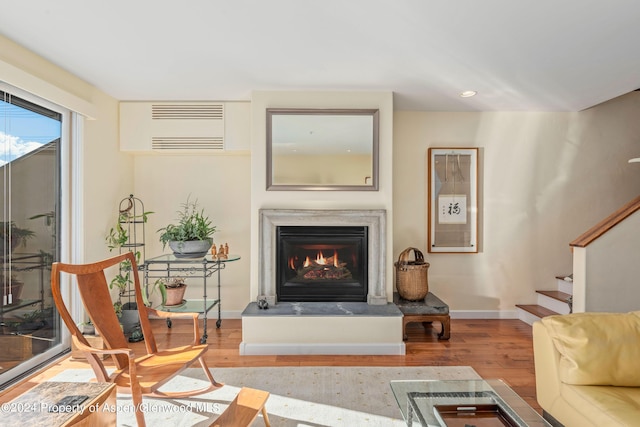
[158,198,216,248]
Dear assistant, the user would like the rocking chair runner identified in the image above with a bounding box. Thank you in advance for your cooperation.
[51,252,223,427]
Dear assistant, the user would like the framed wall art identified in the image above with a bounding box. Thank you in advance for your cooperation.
[428,148,479,253]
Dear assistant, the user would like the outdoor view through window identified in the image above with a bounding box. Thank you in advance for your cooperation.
[1,89,61,383]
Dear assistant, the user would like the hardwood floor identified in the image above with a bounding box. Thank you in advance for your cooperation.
[0,318,541,413]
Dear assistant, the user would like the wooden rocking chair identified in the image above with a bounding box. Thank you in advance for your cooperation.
[51,252,223,427]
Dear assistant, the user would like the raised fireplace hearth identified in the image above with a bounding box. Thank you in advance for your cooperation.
[243,208,403,356]
[259,209,387,305]
[277,225,368,302]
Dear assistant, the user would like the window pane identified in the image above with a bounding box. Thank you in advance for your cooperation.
[1,89,61,378]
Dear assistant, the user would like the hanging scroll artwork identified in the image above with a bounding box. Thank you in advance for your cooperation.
[428,148,478,253]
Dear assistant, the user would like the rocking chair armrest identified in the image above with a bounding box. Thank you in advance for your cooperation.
[71,334,135,358]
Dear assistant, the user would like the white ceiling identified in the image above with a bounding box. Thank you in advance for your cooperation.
[2,1,640,111]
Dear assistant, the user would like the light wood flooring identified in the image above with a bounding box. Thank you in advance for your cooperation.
[0,318,541,413]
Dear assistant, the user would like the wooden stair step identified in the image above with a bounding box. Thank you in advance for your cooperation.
[515,304,559,318]
[536,290,572,303]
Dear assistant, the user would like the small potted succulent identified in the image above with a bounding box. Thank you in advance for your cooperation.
[155,277,188,306]
[158,198,216,258]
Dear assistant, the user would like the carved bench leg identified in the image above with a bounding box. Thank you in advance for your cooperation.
[438,315,451,340]
[402,315,451,341]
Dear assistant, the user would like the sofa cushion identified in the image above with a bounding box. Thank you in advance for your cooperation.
[560,383,640,426]
[542,311,640,386]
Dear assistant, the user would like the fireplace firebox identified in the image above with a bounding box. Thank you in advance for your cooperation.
[276,226,368,302]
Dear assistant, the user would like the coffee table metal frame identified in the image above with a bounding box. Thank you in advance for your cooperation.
[390,379,551,427]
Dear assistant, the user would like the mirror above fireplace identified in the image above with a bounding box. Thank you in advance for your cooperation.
[266,108,379,191]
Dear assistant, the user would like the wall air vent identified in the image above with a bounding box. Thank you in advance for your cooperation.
[151,136,224,150]
[119,102,225,152]
[151,104,224,120]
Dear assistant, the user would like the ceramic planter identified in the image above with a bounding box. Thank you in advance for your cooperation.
[164,285,187,306]
[168,239,212,258]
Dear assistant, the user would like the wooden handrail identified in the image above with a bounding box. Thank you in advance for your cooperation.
[570,195,640,248]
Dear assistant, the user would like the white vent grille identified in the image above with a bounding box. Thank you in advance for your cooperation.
[151,104,224,120]
[120,102,226,151]
[151,136,224,150]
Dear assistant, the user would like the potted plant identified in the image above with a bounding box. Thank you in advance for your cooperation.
[158,198,216,258]
[105,199,152,333]
[79,320,96,335]
[155,277,188,306]
[107,256,139,332]
[0,221,35,254]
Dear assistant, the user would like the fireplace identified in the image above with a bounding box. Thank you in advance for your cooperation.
[276,226,367,302]
[259,209,387,305]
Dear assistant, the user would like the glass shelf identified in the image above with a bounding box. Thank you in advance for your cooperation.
[143,254,240,265]
[155,298,219,314]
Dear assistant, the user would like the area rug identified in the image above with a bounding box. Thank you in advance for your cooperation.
[50,366,480,426]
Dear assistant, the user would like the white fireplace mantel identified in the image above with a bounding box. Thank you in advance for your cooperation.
[259,209,387,305]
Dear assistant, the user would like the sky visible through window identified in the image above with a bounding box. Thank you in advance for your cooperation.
[1,100,61,166]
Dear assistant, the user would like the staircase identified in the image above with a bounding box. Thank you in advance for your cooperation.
[516,276,573,325]
[518,196,640,322]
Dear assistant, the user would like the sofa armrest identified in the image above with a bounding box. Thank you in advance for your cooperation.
[533,320,563,411]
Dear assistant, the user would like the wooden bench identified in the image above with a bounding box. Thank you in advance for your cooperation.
[394,292,451,340]
[212,387,270,427]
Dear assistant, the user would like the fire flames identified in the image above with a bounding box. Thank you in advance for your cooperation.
[301,249,339,268]
[288,248,352,280]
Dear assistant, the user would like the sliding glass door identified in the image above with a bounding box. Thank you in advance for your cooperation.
[0,85,64,384]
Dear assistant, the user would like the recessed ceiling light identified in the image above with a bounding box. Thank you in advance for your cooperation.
[460,90,477,98]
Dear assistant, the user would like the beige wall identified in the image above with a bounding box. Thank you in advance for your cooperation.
[133,152,251,310]
[393,92,640,313]
[84,91,133,264]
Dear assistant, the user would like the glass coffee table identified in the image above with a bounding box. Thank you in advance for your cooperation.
[390,379,551,427]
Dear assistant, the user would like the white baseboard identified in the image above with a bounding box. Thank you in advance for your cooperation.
[239,342,406,356]
[204,310,243,319]
[450,310,518,319]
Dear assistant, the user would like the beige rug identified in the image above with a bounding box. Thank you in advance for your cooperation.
[51,366,480,426]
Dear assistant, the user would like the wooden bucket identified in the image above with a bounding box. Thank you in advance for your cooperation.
[394,247,429,301]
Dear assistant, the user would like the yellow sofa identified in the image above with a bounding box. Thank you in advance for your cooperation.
[533,311,640,427]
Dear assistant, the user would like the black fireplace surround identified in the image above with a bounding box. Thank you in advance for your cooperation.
[276,226,368,302]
